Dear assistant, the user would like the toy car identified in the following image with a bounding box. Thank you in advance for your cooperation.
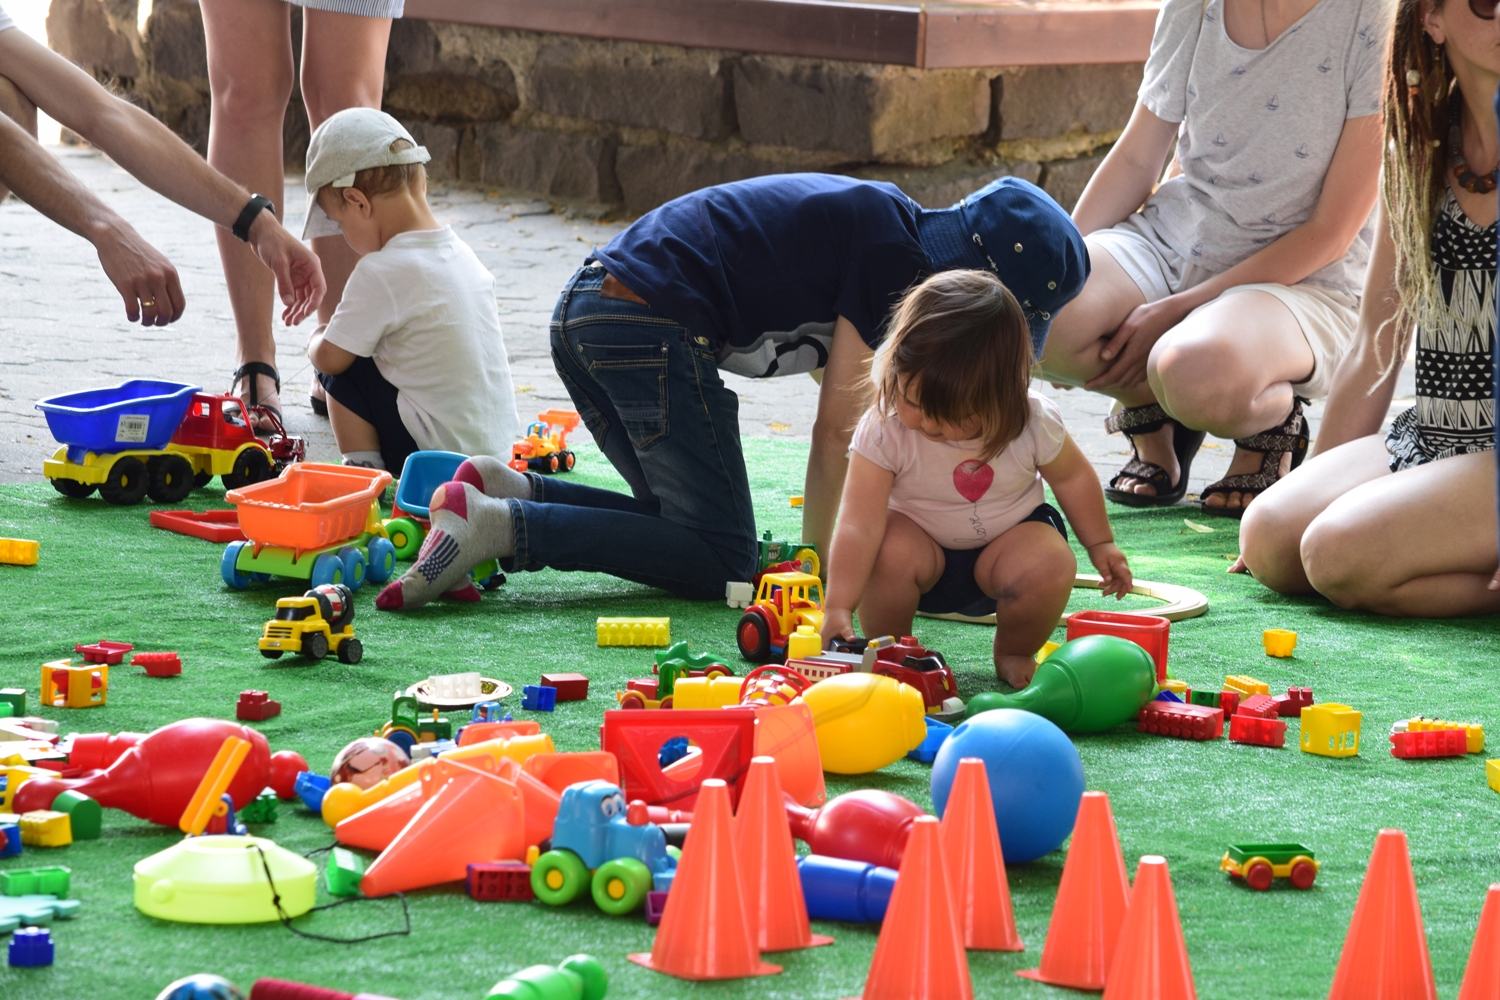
[736,570,826,662]
[1220,843,1319,890]
[510,410,581,474]
[377,692,453,754]
[756,530,820,579]
[851,635,965,721]
[259,583,362,663]
[530,780,677,914]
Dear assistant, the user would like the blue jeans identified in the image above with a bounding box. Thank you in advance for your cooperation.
[504,265,758,598]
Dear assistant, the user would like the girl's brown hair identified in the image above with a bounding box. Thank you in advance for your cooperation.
[875,269,1033,463]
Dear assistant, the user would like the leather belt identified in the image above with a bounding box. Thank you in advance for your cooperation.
[601,273,649,306]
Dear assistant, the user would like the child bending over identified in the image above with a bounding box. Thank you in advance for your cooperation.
[304,108,519,472]
[821,270,1131,688]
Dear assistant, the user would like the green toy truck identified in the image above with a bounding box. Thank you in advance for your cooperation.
[1220,842,1319,890]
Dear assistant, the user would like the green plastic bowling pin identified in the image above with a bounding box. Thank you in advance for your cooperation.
[965,634,1156,733]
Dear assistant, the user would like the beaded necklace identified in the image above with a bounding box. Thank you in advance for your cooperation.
[1449,98,1498,195]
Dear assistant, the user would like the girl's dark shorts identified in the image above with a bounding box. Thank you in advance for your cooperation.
[915,502,1068,618]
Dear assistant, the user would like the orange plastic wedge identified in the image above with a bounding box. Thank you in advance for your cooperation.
[1018,790,1131,990]
[1459,884,1500,1000]
[1329,829,1436,1000]
[495,757,562,849]
[629,778,780,980]
[940,757,1022,952]
[734,756,833,952]
[1102,856,1195,1000]
[335,781,422,851]
[847,815,971,1000]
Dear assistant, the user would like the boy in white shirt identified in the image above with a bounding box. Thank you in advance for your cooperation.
[306,108,519,471]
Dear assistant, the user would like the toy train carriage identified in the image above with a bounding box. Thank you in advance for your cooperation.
[1220,843,1319,890]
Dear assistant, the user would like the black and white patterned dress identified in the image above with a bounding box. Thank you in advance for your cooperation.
[1386,191,1497,471]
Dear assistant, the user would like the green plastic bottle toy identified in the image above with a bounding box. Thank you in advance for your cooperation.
[965,634,1156,733]
[487,954,608,1000]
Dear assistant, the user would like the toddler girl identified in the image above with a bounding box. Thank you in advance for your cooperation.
[821,270,1132,688]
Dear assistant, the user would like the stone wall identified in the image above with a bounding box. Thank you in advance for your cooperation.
[45,0,1136,213]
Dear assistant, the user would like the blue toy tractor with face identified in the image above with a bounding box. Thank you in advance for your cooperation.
[530,780,677,915]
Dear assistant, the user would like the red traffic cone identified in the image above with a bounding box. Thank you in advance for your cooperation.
[847,815,971,1000]
[940,757,1022,951]
[1018,790,1131,990]
[734,756,833,951]
[1459,884,1500,1000]
[1102,856,1195,999]
[1329,829,1436,1000]
[629,778,780,980]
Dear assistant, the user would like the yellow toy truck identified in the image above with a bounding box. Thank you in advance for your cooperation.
[735,571,825,663]
[259,583,362,663]
[510,410,581,474]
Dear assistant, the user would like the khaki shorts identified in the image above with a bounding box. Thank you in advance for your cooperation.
[1087,216,1359,400]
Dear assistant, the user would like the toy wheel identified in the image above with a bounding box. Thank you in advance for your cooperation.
[302,631,329,662]
[366,536,397,583]
[794,547,821,577]
[659,695,674,709]
[1289,858,1318,890]
[222,447,272,490]
[704,665,733,680]
[384,728,416,755]
[618,692,646,710]
[562,451,575,471]
[532,849,589,906]
[339,546,367,591]
[592,857,652,915]
[50,477,95,499]
[1244,859,1274,891]
[547,454,560,473]
[99,456,149,505]
[193,470,213,489]
[737,611,773,662]
[260,649,283,659]
[310,552,344,589]
[221,541,252,589]
[385,517,423,560]
[147,454,196,503]
[336,638,363,665]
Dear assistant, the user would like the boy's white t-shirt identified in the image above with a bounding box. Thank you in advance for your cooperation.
[0,6,14,32]
[849,392,1068,551]
[322,226,520,458]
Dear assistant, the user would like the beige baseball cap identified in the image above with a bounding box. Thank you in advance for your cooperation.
[302,108,430,239]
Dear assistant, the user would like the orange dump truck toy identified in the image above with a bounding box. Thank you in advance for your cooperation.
[510,410,581,474]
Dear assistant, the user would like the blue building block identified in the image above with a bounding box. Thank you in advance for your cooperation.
[1154,690,1184,703]
[521,685,557,712]
[0,824,19,858]
[657,736,690,768]
[797,855,897,923]
[471,701,506,722]
[9,926,53,966]
[294,772,331,813]
[906,716,954,764]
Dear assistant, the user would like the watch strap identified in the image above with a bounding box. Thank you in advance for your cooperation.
[232,194,275,242]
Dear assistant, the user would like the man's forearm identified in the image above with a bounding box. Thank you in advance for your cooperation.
[0,111,129,244]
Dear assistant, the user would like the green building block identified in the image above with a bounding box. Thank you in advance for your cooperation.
[326,847,366,898]
[0,689,23,717]
[240,790,279,824]
[1189,690,1221,708]
[52,791,102,840]
[0,867,70,897]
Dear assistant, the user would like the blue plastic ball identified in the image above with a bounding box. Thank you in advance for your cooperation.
[930,708,1084,864]
[154,975,245,1000]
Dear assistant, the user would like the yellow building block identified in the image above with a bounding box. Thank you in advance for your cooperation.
[1300,703,1362,758]
[596,618,671,647]
[1160,678,1190,696]
[0,538,38,566]
[40,660,108,708]
[1224,675,1271,696]
[786,625,822,661]
[1488,759,1500,794]
[0,766,51,812]
[1402,718,1485,754]
[19,810,71,847]
[1035,641,1061,664]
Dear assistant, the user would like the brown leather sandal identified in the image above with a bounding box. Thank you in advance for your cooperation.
[1197,397,1310,520]
[1104,403,1206,508]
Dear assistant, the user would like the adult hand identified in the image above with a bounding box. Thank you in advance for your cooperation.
[247,211,327,326]
[93,218,185,326]
[1086,294,1190,392]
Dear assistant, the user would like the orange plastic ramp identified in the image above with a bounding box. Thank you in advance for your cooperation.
[496,757,562,849]
[522,751,619,793]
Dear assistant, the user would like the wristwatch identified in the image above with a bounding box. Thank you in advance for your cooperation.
[232,194,275,242]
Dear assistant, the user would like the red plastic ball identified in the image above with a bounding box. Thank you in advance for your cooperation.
[268,750,309,799]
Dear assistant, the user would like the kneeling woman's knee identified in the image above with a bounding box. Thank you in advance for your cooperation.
[1300,514,1377,610]
[1239,497,1309,593]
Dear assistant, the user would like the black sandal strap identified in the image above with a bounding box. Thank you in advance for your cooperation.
[1104,402,1172,437]
[231,362,281,411]
[1109,458,1170,492]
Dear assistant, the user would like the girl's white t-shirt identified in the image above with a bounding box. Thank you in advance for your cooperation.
[849,392,1068,551]
[0,6,14,32]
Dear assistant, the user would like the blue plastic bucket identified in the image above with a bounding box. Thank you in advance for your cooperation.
[36,380,200,461]
[394,450,468,518]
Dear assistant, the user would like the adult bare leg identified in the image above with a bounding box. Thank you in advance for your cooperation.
[974,521,1076,689]
[1147,288,1316,510]
[1238,436,1392,593]
[1300,450,1499,616]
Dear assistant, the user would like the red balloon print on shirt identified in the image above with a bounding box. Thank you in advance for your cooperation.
[952,459,994,503]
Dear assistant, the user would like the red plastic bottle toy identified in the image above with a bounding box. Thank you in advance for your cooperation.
[785,789,927,869]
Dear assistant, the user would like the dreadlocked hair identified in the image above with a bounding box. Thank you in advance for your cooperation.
[874,269,1032,464]
[1380,0,1453,383]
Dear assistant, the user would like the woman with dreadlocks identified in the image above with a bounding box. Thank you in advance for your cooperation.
[1238,0,1500,615]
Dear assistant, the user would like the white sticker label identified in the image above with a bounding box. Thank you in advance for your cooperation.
[115,414,150,444]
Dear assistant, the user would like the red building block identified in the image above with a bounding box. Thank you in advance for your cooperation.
[1138,700,1224,740]
[1390,729,1468,759]
[1274,686,1314,718]
[133,652,182,677]
[1218,690,1241,720]
[1229,713,1288,748]
[540,672,589,702]
[1238,693,1280,719]
[236,690,282,722]
[466,861,534,901]
[74,640,133,665]
[626,678,659,699]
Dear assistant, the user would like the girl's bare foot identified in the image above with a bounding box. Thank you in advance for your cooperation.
[996,653,1038,689]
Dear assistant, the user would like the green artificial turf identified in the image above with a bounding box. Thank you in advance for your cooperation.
[1,437,1499,1000]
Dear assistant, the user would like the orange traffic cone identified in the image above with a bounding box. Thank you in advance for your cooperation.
[734,756,833,952]
[1459,884,1500,1000]
[629,778,781,980]
[1102,856,1195,1000]
[1018,790,1131,990]
[1329,829,1436,1000]
[847,814,971,1000]
[495,757,562,849]
[335,781,422,851]
[940,757,1022,952]
[360,759,524,897]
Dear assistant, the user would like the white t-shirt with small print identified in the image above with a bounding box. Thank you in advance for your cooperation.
[1135,0,1388,295]
[849,393,1069,551]
[0,5,14,32]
